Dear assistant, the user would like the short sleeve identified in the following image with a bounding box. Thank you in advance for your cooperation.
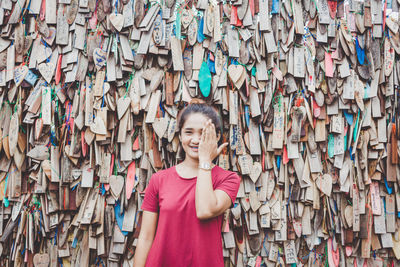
[141,174,159,212]
[215,172,241,205]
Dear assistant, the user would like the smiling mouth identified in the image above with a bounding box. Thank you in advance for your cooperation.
[190,146,198,150]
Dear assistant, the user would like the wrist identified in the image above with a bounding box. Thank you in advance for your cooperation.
[199,158,212,164]
[198,161,213,171]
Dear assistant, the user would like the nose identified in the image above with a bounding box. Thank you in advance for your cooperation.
[191,133,201,143]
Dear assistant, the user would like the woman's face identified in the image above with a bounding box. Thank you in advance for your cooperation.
[179,113,218,161]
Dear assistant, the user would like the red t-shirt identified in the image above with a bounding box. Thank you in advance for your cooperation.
[141,165,241,267]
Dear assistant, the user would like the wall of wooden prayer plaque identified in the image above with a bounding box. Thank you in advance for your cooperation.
[0,0,399,266]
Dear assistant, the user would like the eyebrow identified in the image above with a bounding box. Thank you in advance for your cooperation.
[183,127,203,130]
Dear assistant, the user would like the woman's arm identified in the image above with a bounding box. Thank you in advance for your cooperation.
[133,211,159,267]
[196,119,232,220]
[195,168,233,220]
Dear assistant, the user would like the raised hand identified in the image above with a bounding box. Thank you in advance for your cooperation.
[198,119,228,163]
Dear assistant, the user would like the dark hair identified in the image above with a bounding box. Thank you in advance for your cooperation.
[177,100,222,159]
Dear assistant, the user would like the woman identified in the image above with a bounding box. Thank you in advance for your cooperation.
[133,101,241,267]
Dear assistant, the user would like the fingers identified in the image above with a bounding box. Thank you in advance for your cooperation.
[205,120,212,142]
[201,120,210,142]
[201,124,206,143]
[210,121,216,140]
[204,121,210,140]
[202,119,217,144]
[207,119,216,140]
[216,142,229,155]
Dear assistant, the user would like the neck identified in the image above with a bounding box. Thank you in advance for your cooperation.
[181,156,199,169]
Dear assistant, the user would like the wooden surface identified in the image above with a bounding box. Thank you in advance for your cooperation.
[0,0,398,266]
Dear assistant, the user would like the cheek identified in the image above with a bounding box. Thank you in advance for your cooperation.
[180,135,191,144]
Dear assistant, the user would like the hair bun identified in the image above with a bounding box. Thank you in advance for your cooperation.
[189,98,206,104]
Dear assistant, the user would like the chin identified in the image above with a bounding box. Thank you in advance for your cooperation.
[184,151,199,160]
[183,147,199,157]
[189,154,199,159]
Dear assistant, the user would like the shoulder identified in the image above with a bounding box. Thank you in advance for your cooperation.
[147,167,175,190]
[213,165,241,182]
[152,166,176,180]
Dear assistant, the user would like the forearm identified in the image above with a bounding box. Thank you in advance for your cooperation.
[195,168,218,219]
[133,238,154,267]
